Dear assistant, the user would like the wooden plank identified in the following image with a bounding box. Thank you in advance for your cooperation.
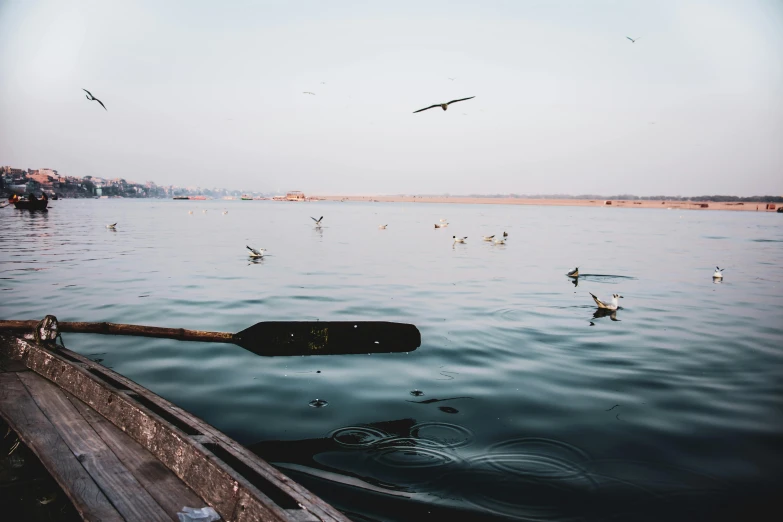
[1,335,350,522]
[17,371,173,522]
[0,372,124,522]
[69,392,207,521]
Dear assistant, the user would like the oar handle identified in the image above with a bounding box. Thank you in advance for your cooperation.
[0,320,235,344]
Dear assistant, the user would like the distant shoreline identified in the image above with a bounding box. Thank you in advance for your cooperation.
[314,195,780,212]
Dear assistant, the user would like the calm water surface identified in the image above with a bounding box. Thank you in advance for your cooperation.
[2,200,782,521]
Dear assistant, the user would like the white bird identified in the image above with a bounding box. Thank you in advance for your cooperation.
[311,216,323,226]
[106,223,116,229]
[713,267,724,279]
[626,36,641,43]
[453,236,467,244]
[203,209,207,214]
[590,292,623,310]
[188,210,193,215]
[222,210,228,215]
[246,246,266,258]
[303,91,316,95]
[493,238,506,245]
[440,219,448,223]
[378,224,387,229]
[566,267,579,278]
[482,235,495,241]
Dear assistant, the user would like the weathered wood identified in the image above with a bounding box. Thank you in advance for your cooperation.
[70,392,206,521]
[0,319,234,344]
[1,334,352,522]
[0,372,124,522]
[18,371,173,522]
[5,336,342,522]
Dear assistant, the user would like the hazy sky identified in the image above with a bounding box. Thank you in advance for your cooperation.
[1,0,781,196]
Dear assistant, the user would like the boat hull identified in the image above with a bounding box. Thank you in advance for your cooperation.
[13,199,48,210]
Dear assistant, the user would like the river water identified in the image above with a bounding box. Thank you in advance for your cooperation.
[1,199,782,521]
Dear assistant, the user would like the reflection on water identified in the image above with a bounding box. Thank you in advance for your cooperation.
[1,200,782,521]
[592,307,619,321]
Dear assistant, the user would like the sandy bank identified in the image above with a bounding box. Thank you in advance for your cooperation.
[313,195,779,212]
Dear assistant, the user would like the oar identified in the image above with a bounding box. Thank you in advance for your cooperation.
[0,319,421,357]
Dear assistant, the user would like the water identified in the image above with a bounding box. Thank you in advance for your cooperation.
[2,200,782,521]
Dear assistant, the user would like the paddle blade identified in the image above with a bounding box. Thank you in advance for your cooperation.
[235,321,421,356]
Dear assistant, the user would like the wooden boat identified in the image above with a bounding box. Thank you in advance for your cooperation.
[11,195,48,211]
[0,328,351,522]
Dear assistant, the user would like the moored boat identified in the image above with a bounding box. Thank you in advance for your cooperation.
[10,194,48,211]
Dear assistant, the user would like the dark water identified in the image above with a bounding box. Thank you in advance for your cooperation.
[2,200,782,521]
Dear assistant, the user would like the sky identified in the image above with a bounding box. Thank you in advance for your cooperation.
[1,0,781,196]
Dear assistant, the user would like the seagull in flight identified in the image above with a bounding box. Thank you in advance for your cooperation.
[246,246,265,258]
[83,89,107,111]
[311,216,323,226]
[590,292,623,310]
[303,91,316,95]
[448,77,456,81]
[413,96,475,113]
[626,36,641,43]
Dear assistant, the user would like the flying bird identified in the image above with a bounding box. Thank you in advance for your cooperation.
[303,91,316,95]
[590,292,623,310]
[626,36,641,43]
[311,216,323,226]
[413,96,475,113]
[448,77,456,81]
[246,246,265,258]
[83,89,107,111]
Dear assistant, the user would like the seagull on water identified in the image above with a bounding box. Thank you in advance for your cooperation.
[188,210,193,215]
[378,224,387,229]
[453,236,467,244]
[246,246,266,258]
[83,89,107,111]
[440,219,448,223]
[311,216,323,227]
[566,267,579,278]
[590,292,623,310]
[626,36,641,43]
[503,231,508,237]
[713,267,724,279]
[106,223,116,229]
[413,96,475,113]
[222,210,228,215]
[435,223,448,228]
[493,238,506,245]
[482,235,495,241]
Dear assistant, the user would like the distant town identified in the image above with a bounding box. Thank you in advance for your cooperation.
[2,165,781,203]
[0,165,275,199]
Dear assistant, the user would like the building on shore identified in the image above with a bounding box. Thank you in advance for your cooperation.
[286,191,306,201]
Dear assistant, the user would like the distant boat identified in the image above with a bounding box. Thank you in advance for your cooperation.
[10,194,48,211]
[241,194,253,200]
[173,196,189,200]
